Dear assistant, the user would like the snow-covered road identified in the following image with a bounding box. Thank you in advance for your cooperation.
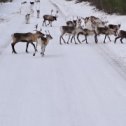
[0,0,126,126]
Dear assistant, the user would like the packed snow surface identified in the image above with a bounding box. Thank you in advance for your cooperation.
[0,0,126,126]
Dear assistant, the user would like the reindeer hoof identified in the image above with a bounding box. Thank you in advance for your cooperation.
[40,52,44,56]
[33,53,35,56]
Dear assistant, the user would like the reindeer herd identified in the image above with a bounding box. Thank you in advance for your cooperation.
[59,16,122,45]
[11,1,126,57]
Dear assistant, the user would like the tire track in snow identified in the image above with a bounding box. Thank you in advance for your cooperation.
[93,44,126,80]
[49,0,70,20]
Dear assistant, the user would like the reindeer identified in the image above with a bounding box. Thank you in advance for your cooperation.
[11,30,44,54]
[114,30,126,44]
[95,24,120,43]
[33,31,53,56]
[42,10,58,27]
[60,26,73,44]
[83,16,107,30]
[76,28,97,44]
[59,17,83,44]
[66,21,75,27]
[66,16,82,27]
[60,23,78,44]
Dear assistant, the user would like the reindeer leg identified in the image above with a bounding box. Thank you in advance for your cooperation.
[74,35,77,44]
[41,44,45,56]
[82,36,86,42]
[35,42,38,52]
[103,35,107,43]
[70,35,74,43]
[42,19,46,26]
[85,35,88,44]
[59,36,62,45]
[114,36,120,43]
[62,36,66,44]
[26,42,29,53]
[43,20,47,26]
[94,34,98,44]
[60,35,65,44]
[33,42,38,56]
[67,35,71,44]
[45,21,47,26]
[11,43,17,54]
[107,35,111,42]
[60,33,66,44]
[77,33,82,44]
[46,21,50,26]
[120,38,124,44]
[50,21,52,27]
[30,42,37,52]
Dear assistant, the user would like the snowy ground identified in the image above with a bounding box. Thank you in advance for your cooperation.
[0,0,126,126]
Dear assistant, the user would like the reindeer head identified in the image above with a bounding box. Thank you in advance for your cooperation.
[45,31,53,40]
[115,24,121,36]
[34,27,45,37]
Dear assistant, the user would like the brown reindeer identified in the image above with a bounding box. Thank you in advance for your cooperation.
[42,10,58,27]
[11,31,44,54]
[115,30,126,44]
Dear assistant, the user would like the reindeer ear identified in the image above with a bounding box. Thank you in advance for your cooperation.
[118,24,121,28]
